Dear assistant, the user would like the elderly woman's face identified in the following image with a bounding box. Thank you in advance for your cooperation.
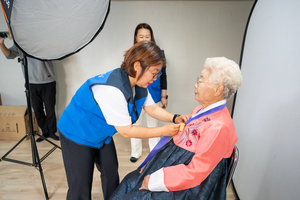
[194,68,220,108]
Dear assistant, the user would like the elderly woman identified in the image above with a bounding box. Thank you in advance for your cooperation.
[109,57,243,200]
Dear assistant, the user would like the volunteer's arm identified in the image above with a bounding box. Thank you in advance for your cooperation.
[143,103,190,124]
[94,85,188,139]
[115,123,179,139]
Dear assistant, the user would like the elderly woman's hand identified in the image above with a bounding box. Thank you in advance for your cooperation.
[139,175,150,190]
[139,162,148,173]
[175,114,191,124]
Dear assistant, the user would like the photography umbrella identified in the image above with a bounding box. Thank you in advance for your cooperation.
[2,0,110,60]
[0,0,110,199]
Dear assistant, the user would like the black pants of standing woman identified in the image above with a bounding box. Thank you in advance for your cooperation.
[59,132,119,200]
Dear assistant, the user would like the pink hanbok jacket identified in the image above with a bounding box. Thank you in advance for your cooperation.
[157,103,238,191]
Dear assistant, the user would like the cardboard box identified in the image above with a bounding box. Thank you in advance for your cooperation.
[0,106,39,140]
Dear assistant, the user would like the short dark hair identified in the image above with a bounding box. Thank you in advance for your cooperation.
[121,41,166,80]
[134,23,156,44]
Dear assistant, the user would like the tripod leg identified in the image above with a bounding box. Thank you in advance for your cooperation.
[31,133,49,200]
[35,131,61,149]
[0,134,28,162]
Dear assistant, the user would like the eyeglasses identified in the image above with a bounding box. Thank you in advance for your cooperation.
[196,77,211,85]
[148,68,162,79]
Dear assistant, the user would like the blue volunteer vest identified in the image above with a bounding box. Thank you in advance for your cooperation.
[147,69,162,103]
[57,68,148,148]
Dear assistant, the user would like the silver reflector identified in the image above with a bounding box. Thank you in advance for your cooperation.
[1,0,110,60]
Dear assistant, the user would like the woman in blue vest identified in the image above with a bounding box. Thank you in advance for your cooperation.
[57,41,189,200]
[130,23,169,163]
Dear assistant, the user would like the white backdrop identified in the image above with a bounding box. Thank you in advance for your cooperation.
[233,0,300,199]
[0,1,253,120]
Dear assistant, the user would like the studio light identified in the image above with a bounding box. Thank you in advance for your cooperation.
[0,1,111,199]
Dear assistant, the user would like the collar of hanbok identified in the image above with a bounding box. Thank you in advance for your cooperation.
[186,100,227,125]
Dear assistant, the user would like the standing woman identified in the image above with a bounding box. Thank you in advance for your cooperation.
[130,23,168,163]
[57,41,188,200]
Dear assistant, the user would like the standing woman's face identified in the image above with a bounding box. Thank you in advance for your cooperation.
[135,28,151,43]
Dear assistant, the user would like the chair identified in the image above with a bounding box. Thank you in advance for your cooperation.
[226,145,239,188]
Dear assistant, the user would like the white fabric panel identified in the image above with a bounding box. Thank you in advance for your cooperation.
[233,0,300,199]
[10,0,110,60]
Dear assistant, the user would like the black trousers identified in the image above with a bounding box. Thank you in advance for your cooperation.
[59,132,119,200]
[30,82,57,135]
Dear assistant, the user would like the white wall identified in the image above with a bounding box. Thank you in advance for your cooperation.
[233,0,300,199]
[0,1,253,121]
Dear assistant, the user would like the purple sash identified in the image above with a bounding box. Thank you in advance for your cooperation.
[138,103,226,169]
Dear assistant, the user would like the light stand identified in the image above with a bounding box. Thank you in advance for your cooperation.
[0,54,61,200]
[1,1,110,199]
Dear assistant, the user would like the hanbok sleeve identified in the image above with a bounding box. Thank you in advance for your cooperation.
[162,123,231,191]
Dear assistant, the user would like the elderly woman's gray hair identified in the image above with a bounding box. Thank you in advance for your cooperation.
[204,57,242,100]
